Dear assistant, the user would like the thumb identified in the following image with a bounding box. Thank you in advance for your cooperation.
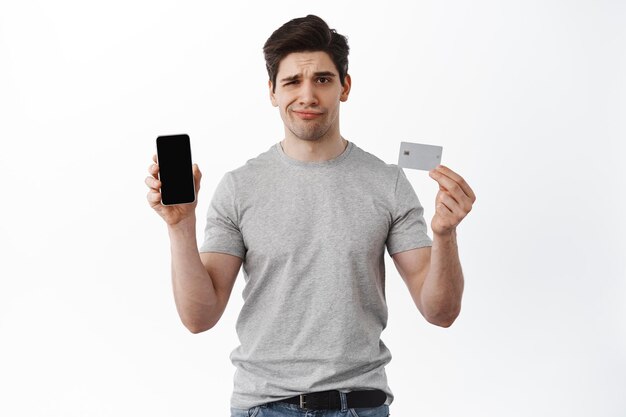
[193,164,202,192]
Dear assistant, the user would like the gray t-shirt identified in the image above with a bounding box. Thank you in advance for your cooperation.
[199,140,433,409]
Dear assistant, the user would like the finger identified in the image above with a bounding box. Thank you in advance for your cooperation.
[429,167,474,205]
[430,170,465,205]
[437,191,466,219]
[145,176,161,190]
[149,163,160,179]
[152,154,157,163]
[436,198,454,216]
[435,165,476,201]
[430,165,476,202]
[146,189,162,205]
[193,163,201,179]
[441,189,473,216]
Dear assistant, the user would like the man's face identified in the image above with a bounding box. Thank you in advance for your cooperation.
[269,51,351,142]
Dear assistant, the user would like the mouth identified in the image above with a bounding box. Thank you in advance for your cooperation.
[292,110,323,120]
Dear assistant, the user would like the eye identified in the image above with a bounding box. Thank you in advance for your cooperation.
[284,80,299,86]
[317,77,330,84]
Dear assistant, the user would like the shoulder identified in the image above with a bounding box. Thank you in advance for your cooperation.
[348,142,403,180]
[221,143,279,189]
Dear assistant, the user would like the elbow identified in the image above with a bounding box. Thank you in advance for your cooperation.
[186,324,210,334]
[182,318,215,334]
[428,315,457,328]
[175,303,219,334]
[424,307,461,328]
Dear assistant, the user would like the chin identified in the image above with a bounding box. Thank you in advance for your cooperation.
[295,135,322,141]
[290,125,332,142]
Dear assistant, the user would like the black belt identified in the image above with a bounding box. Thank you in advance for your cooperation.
[273,389,387,410]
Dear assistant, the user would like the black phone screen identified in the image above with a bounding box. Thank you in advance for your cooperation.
[156,134,195,205]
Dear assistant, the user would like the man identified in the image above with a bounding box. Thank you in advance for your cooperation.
[146,14,475,417]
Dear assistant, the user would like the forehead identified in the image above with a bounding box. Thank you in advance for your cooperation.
[276,51,338,77]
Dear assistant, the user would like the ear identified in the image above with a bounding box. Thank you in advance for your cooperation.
[340,74,352,102]
[269,80,278,107]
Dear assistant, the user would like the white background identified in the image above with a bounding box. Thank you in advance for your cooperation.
[1,1,625,416]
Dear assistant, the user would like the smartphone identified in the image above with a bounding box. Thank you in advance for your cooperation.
[155,134,196,205]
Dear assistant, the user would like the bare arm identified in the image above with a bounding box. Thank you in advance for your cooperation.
[146,154,241,333]
[392,232,464,327]
[168,215,217,333]
[393,164,475,327]
[422,231,464,326]
[168,215,242,334]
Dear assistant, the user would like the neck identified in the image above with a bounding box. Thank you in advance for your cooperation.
[281,133,348,163]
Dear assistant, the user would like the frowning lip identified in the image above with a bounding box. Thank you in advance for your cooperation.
[292,110,323,119]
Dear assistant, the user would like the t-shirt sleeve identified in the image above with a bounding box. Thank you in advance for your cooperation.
[386,166,433,256]
[198,172,246,259]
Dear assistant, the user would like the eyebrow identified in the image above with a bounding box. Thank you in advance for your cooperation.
[279,71,337,83]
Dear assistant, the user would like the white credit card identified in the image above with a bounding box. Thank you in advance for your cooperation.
[398,141,443,171]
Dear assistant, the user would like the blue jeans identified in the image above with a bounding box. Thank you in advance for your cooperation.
[230,392,390,417]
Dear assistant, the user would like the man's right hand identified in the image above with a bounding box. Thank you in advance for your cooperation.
[145,153,202,226]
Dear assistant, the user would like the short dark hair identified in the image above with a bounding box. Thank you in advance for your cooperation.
[263,15,349,92]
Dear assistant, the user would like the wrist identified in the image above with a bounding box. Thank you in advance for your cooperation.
[168,215,197,235]
[433,228,457,243]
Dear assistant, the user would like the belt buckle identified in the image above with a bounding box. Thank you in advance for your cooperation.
[299,394,307,409]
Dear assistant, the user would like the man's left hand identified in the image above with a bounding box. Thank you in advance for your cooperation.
[428,165,476,236]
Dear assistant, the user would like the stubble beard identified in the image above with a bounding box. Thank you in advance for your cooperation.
[284,109,335,142]
[288,122,329,141]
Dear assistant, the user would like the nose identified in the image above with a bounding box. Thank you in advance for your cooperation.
[298,80,318,107]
